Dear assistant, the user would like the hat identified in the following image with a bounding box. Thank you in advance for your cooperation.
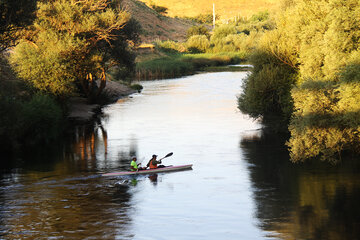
[132,156,137,160]
[152,154,157,158]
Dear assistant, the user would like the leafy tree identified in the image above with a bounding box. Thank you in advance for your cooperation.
[0,0,37,50]
[10,0,140,99]
[238,0,360,162]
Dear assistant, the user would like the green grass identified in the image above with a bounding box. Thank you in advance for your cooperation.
[135,51,248,80]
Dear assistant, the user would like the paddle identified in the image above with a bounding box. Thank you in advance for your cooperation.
[158,152,173,161]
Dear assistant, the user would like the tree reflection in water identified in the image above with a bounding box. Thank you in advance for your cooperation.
[0,119,140,239]
[240,129,360,240]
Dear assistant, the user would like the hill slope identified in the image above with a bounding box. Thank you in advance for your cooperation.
[122,0,195,43]
[139,0,280,21]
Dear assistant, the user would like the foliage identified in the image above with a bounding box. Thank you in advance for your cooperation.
[0,94,63,149]
[287,71,360,162]
[136,52,245,80]
[183,13,219,24]
[130,83,143,92]
[186,25,210,39]
[238,51,296,126]
[10,0,139,100]
[0,0,37,50]
[285,0,360,162]
[135,57,194,80]
[237,0,360,162]
[155,40,186,53]
[186,35,210,53]
[249,10,269,22]
[150,3,168,15]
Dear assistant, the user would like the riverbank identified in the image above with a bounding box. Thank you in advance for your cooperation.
[67,81,137,122]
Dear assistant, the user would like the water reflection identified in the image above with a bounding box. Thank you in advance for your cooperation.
[0,173,136,239]
[241,129,360,240]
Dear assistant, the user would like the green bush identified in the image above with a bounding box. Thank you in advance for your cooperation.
[210,25,238,45]
[186,25,210,39]
[130,83,143,92]
[238,51,296,126]
[155,40,186,53]
[186,35,210,53]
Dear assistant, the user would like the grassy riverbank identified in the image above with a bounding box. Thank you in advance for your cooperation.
[135,51,247,80]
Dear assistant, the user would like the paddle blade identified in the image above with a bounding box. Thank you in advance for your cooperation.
[164,152,173,158]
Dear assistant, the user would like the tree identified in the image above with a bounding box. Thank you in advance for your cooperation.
[0,0,37,50]
[10,0,140,99]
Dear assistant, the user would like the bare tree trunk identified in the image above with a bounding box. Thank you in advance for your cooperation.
[97,69,106,97]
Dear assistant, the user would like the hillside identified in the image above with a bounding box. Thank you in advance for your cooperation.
[139,0,280,21]
[122,0,195,43]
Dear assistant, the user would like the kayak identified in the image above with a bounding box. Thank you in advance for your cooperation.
[102,164,193,177]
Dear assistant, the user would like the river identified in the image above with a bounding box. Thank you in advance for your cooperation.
[1,71,359,239]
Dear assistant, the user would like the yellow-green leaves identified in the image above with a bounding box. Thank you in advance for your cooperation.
[10,0,137,97]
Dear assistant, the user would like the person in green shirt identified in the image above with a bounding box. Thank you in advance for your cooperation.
[130,157,145,171]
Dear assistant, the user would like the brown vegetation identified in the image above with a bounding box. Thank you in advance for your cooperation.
[121,0,195,42]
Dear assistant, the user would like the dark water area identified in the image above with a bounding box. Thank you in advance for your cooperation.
[1,71,360,239]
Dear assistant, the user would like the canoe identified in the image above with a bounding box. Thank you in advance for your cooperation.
[102,164,193,177]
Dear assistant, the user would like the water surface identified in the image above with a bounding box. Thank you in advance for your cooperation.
[1,71,359,239]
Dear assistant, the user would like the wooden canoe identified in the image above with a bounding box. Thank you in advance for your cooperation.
[102,164,193,177]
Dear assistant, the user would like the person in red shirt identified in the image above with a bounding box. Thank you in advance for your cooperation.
[146,154,165,169]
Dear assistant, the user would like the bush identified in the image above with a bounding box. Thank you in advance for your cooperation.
[186,25,210,39]
[20,94,63,145]
[130,83,143,92]
[186,35,210,53]
[0,94,64,149]
[210,25,237,45]
[155,40,186,53]
[151,4,168,15]
[238,51,296,126]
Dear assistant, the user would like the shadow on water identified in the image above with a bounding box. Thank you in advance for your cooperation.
[240,129,360,240]
[0,118,142,239]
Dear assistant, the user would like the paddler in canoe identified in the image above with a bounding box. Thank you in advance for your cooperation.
[146,154,166,169]
[130,152,173,172]
[130,157,146,172]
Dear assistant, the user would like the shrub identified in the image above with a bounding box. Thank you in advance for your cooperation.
[130,83,143,92]
[0,94,63,148]
[151,4,168,15]
[20,94,63,145]
[186,35,210,53]
[238,51,296,126]
[155,40,186,53]
[186,25,210,39]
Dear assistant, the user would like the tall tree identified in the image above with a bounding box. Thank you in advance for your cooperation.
[10,0,140,98]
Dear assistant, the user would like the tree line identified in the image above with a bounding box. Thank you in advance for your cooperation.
[238,0,360,162]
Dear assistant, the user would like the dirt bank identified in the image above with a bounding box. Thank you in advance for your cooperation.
[67,81,137,122]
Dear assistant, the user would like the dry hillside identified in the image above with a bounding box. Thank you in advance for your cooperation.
[139,0,280,21]
[122,0,196,43]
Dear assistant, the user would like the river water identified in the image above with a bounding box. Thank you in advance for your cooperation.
[1,71,360,239]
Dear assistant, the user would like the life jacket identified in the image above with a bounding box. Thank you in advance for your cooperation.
[131,160,138,171]
[149,160,157,169]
